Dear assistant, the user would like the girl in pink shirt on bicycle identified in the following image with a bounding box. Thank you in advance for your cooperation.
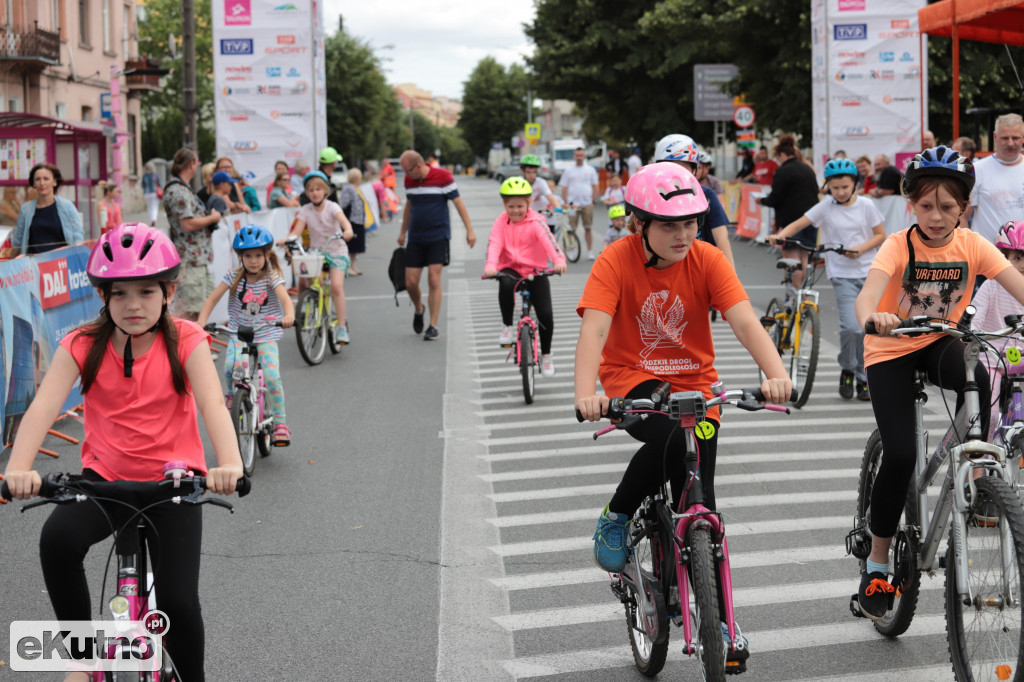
[3,222,243,682]
[484,177,567,376]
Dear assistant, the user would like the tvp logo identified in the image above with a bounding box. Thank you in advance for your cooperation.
[834,24,867,40]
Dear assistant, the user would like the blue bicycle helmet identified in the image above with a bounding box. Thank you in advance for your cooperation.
[904,146,974,195]
[302,170,330,187]
[823,158,858,180]
[233,224,274,251]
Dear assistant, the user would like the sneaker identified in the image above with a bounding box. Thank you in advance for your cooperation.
[839,370,855,399]
[541,354,555,377]
[272,423,291,447]
[413,306,424,334]
[721,622,750,673]
[592,505,630,572]
[587,250,596,260]
[857,571,894,621]
[335,325,350,344]
[498,326,515,346]
[856,380,870,401]
[423,325,439,341]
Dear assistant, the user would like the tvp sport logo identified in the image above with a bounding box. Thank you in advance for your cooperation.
[834,24,867,41]
[220,39,253,56]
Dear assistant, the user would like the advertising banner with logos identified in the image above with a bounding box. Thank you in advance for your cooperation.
[213,0,327,193]
[811,0,927,173]
[0,245,101,444]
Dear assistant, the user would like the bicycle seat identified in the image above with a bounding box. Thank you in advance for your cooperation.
[776,258,802,272]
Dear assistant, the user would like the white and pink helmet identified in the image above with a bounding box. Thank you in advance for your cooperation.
[624,162,709,224]
[995,220,1024,253]
[653,134,700,165]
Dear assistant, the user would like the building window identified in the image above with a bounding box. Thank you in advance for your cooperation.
[127,113,137,175]
[81,105,92,122]
[79,0,89,46]
[8,97,21,112]
[102,0,110,52]
[55,102,67,119]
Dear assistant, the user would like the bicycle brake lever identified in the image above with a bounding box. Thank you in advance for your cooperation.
[200,497,235,512]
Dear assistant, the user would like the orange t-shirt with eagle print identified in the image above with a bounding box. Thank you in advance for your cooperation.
[577,233,748,421]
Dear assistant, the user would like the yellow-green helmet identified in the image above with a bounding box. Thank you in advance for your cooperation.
[519,154,542,168]
[500,176,533,197]
[608,204,626,219]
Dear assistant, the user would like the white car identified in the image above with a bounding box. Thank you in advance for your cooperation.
[330,162,350,187]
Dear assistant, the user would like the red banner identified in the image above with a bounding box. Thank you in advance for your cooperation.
[734,185,764,239]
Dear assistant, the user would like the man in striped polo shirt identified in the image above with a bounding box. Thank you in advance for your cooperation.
[398,150,476,340]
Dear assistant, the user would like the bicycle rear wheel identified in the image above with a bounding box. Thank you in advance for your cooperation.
[946,476,1024,681]
[295,289,327,365]
[625,512,670,676]
[562,228,581,263]
[791,306,819,408]
[689,525,726,681]
[855,429,920,636]
[519,324,535,404]
[231,388,257,477]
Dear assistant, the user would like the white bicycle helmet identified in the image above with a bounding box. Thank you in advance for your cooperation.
[654,134,700,165]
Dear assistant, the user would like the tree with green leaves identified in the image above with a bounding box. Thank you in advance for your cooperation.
[458,57,531,158]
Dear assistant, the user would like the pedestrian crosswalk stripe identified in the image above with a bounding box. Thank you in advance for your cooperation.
[481,463,861,484]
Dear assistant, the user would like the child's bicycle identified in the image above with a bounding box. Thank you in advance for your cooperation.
[481,269,557,405]
[204,321,282,477]
[1,464,251,681]
[282,235,346,366]
[989,343,1024,493]
[548,207,581,263]
[847,310,1024,680]
[760,238,855,407]
[578,381,795,679]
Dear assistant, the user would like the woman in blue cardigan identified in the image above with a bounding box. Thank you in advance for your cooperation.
[7,163,83,256]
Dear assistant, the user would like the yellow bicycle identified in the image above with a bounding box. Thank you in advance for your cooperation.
[761,239,853,408]
[284,235,346,365]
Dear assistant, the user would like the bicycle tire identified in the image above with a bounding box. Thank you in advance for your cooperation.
[327,303,343,355]
[256,403,273,459]
[791,306,819,408]
[295,288,327,365]
[758,298,785,383]
[562,229,581,263]
[626,514,670,676]
[946,475,1024,681]
[689,525,726,682]
[519,324,535,404]
[855,429,920,637]
[232,388,257,477]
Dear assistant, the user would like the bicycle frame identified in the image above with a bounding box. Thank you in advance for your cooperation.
[512,287,539,368]
[231,328,271,433]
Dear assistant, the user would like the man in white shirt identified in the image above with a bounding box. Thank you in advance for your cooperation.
[558,147,599,259]
[627,147,643,177]
[964,114,1024,244]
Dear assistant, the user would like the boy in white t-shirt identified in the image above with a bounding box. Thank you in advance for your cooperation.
[767,158,885,400]
[519,154,561,231]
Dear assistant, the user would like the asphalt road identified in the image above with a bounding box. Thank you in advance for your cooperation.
[0,175,965,681]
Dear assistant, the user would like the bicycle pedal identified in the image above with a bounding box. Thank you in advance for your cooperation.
[725,660,747,675]
[499,343,514,348]
[849,594,866,618]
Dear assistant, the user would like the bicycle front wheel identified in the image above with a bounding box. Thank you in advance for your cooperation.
[626,513,670,677]
[689,525,726,682]
[231,388,257,477]
[562,228,581,263]
[519,324,535,404]
[856,429,920,636]
[791,306,819,408]
[295,288,328,365]
[327,303,343,355]
[946,475,1024,681]
[759,298,786,383]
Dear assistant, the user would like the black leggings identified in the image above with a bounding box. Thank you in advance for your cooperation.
[39,470,206,682]
[866,336,991,538]
[609,380,721,516]
[498,268,555,354]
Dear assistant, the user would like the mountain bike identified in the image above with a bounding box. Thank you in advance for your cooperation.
[205,322,281,477]
[847,310,1024,680]
[2,465,250,681]
[760,239,854,408]
[549,207,581,263]
[283,235,346,365]
[482,269,556,405]
[579,382,795,679]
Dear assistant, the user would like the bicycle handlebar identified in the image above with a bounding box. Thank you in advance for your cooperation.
[773,238,855,256]
[574,386,798,426]
[2,472,252,505]
[283,234,346,256]
[864,310,1024,340]
[480,269,559,281]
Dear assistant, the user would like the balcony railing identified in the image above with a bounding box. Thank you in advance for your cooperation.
[0,22,60,66]
[124,57,167,93]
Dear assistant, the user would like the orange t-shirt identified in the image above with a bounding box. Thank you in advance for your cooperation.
[577,234,748,420]
[864,226,1011,367]
[59,318,210,481]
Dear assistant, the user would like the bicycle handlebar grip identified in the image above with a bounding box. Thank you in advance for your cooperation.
[203,323,217,333]
[1,474,61,501]
[864,321,877,335]
[235,477,251,498]
[750,388,799,403]
[576,409,585,423]
[0,481,10,501]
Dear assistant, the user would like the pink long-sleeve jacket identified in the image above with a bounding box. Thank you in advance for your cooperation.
[485,209,566,277]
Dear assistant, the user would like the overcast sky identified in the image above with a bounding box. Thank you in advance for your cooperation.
[325,1,537,100]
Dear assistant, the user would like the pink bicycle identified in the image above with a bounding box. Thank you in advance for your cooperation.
[2,463,250,681]
[579,381,794,678]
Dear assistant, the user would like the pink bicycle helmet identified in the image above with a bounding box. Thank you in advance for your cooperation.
[995,220,1024,252]
[653,134,700,165]
[624,162,710,223]
[87,222,181,286]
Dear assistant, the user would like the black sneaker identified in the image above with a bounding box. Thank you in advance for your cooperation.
[423,325,439,341]
[858,571,894,620]
[856,380,870,401]
[839,370,854,399]
[413,307,424,334]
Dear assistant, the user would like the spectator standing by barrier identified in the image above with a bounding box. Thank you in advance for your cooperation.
[750,146,778,186]
[163,148,222,321]
[268,172,299,209]
[868,154,903,198]
[855,156,876,195]
[237,174,262,212]
[266,160,288,206]
[97,181,122,235]
[212,157,250,214]
[3,163,83,257]
[196,162,216,206]
[964,114,1024,244]
[291,160,310,196]
[141,162,162,224]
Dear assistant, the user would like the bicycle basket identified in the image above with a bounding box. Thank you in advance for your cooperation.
[292,253,325,277]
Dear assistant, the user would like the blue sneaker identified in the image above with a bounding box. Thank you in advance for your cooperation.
[593,505,630,572]
[722,621,750,673]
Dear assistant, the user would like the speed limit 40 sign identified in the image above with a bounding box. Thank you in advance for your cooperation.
[733,106,755,128]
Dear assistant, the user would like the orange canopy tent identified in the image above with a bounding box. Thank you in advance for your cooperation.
[919,0,1024,139]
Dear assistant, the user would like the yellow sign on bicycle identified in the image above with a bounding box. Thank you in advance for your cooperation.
[695,420,716,440]
[1008,347,1022,365]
